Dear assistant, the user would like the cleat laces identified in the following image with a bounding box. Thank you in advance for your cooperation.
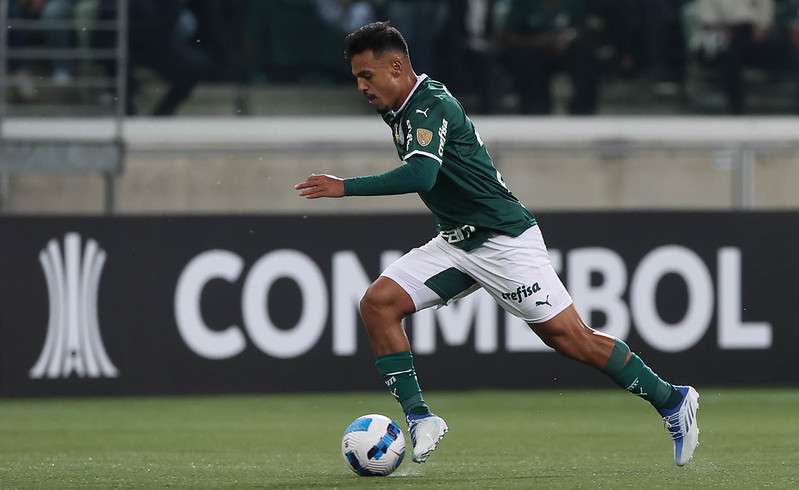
[406,413,431,444]
[662,411,684,440]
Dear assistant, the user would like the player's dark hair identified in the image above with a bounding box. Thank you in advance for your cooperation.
[344,21,409,63]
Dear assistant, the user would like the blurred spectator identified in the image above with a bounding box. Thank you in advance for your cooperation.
[246,0,348,83]
[384,0,446,76]
[41,0,78,85]
[6,0,46,99]
[124,0,212,115]
[587,0,638,77]
[188,0,252,113]
[694,0,781,114]
[594,0,688,85]
[315,0,376,33]
[437,0,500,113]
[7,0,85,84]
[777,0,799,112]
[500,0,600,114]
[641,0,689,85]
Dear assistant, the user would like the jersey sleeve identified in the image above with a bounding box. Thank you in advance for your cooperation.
[343,155,439,196]
[402,100,454,165]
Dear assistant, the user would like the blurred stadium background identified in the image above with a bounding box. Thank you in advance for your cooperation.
[1,0,798,487]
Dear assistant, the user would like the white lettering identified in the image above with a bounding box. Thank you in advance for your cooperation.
[568,248,630,340]
[175,250,246,360]
[717,247,772,348]
[631,246,713,352]
[332,251,371,356]
[505,312,553,351]
[549,249,562,274]
[173,242,771,360]
[437,119,448,157]
[413,289,496,354]
[332,250,403,356]
[242,250,328,359]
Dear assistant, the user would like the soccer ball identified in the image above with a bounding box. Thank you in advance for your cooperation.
[341,414,405,476]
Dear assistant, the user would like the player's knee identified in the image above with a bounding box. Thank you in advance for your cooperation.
[359,293,375,319]
[359,283,404,321]
[540,323,593,363]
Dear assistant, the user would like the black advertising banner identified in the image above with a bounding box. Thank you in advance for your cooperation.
[1,212,797,397]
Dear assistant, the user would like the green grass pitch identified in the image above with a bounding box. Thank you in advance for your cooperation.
[1,389,797,488]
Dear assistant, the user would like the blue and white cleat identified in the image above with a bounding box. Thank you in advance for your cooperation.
[658,385,700,466]
[406,412,448,463]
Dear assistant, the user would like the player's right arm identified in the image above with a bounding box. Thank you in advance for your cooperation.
[343,155,439,195]
[295,155,439,199]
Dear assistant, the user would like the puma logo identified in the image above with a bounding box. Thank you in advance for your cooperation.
[416,108,429,117]
[535,295,552,307]
[626,378,649,397]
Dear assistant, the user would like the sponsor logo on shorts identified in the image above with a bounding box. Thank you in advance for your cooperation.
[501,282,541,304]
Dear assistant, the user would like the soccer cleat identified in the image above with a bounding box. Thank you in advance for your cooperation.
[406,412,448,463]
[658,385,700,466]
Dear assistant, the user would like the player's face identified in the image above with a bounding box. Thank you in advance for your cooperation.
[350,50,404,113]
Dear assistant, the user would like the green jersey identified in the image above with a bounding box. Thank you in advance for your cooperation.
[381,75,536,250]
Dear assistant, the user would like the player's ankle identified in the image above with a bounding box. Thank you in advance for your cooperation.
[407,405,432,417]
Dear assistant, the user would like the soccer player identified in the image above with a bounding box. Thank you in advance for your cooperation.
[295,22,700,466]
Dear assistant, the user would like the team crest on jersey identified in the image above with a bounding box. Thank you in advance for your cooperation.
[416,128,433,147]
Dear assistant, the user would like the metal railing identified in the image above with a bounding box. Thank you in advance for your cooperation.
[0,0,128,213]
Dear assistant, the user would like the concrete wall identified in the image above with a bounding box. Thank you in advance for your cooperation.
[3,117,798,214]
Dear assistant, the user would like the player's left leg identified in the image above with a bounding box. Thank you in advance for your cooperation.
[529,307,700,466]
[529,306,680,405]
[448,225,699,466]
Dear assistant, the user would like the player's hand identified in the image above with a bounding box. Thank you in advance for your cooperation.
[294,173,345,199]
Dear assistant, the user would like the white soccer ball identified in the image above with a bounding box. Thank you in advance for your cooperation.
[341,413,405,476]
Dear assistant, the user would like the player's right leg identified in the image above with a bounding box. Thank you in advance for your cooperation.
[359,276,416,357]
[360,237,479,463]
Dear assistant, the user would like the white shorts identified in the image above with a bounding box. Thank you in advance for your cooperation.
[382,225,573,323]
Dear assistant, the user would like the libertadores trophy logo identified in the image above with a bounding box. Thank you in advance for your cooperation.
[29,233,118,379]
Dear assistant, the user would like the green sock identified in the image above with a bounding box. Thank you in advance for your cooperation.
[603,339,683,410]
[375,351,431,416]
